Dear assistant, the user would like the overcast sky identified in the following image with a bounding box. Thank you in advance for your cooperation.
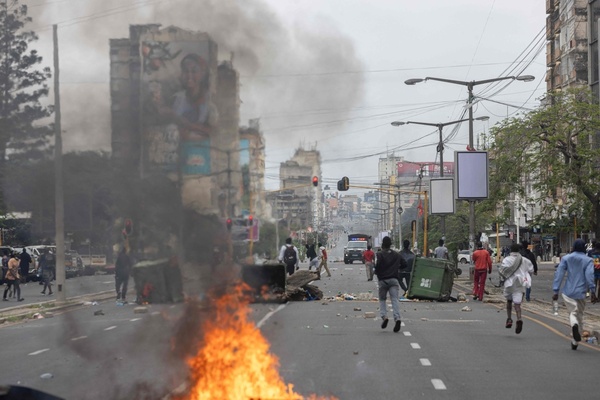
[28,0,546,191]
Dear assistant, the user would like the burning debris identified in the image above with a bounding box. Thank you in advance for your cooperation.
[172,283,337,400]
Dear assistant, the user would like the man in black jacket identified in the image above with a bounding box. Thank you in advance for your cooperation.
[374,236,406,333]
[520,240,538,301]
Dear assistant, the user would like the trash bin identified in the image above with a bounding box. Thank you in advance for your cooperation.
[406,257,456,302]
[241,264,286,303]
[132,258,183,304]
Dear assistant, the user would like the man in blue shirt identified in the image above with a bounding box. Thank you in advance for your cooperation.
[553,239,597,350]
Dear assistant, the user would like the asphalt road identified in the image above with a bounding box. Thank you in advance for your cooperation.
[2,256,600,399]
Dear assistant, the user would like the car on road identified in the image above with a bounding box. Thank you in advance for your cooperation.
[457,250,471,264]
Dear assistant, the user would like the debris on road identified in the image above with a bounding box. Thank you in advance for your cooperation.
[461,306,472,312]
[93,310,104,316]
[134,306,148,314]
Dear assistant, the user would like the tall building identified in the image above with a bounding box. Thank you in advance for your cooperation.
[239,119,267,219]
[546,0,600,97]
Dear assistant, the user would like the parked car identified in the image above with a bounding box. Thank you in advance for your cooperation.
[457,250,471,264]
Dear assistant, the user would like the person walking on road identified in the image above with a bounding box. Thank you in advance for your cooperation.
[399,239,415,296]
[499,243,534,335]
[3,253,23,302]
[553,239,597,350]
[305,243,318,271]
[433,239,449,259]
[362,245,376,281]
[588,241,600,299]
[115,247,133,304]
[278,238,299,277]
[39,249,54,296]
[374,236,406,333]
[472,241,492,301]
[19,248,32,284]
[520,240,538,301]
[316,243,331,279]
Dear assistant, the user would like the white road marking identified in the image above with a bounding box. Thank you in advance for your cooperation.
[403,331,412,336]
[257,303,287,328]
[401,321,405,326]
[71,336,87,341]
[420,358,432,366]
[431,379,447,390]
[130,318,141,322]
[102,281,113,284]
[151,311,161,316]
[104,326,117,331]
[344,268,353,270]
[410,343,421,349]
[29,348,50,356]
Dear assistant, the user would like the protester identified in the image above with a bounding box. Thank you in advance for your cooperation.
[433,239,449,259]
[278,238,299,276]
[2,253,23,302]
[553,239,597,350]
[589,241,600,299]
[316,243,331,279]
[39,249,55,296]
[305,243,318,271]
[472,241,492,301]
[374,236,406,333]
[398,239,415,296]
[115,247,133,304]
[520,240,538,301]
[362,245,376,281]
[19,248,32,284]
[499,243,534,334]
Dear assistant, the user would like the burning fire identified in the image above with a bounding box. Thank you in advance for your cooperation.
[176,283,336,400]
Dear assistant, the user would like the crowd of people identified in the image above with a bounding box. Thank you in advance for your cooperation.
[0,247,54,302]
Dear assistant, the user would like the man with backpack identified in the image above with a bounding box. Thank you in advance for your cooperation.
[278,238,299,276]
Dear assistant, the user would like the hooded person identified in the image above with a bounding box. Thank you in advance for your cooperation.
[553,239,597,350]
[498,243,534,334]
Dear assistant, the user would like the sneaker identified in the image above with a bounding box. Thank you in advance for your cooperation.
[41,291,46,295]
[572,324,582,342]
[393,320,401,333]
[2,298,8,301]
[571,340,578,350]
[505,318,513,329]
[18,298,24,302]
[472,295,478,301]
[515,320,523,334]
[381,318,389,329]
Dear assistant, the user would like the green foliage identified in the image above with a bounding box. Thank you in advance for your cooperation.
[486,87,600,236]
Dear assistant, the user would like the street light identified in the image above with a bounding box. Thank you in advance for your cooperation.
[391,116,489,236]
[405,74,534,252]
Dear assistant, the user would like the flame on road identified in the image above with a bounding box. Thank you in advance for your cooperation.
[175,283,336,400]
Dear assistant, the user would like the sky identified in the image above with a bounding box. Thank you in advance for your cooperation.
[26,0,547,192]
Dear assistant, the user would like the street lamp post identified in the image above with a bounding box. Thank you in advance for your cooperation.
[405,74,534,252]
[391,116,489,237]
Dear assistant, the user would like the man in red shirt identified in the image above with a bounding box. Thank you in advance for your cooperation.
[472,241,492,301]
[363,245,376,281]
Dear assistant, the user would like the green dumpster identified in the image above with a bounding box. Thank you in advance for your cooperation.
[406,257,456,302]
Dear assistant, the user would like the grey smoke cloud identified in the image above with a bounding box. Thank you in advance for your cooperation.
[31,0,365,157]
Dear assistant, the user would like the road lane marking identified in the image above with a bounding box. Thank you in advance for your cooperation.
[151,311,161,316]
[410,343,421,349]
[130,318,141,322]
[344,268,353,270]
[71,336,87,341]
[403,331,412,336]
[420,358,431,366]
[102,281,113,284]
[257,303,287,328]
[29,349,50,356]
[431,379,446,390]
[401,322,405,326]
[104,326,117,331]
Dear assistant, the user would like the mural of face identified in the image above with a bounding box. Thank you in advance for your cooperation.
[180,55,207,97]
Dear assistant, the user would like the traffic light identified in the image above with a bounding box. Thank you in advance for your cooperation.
[226,218,232,231]
[337,176,349,191]
[247,215,254,225]
[312,176,319,187]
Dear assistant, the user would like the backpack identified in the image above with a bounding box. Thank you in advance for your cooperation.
[283,246,297,266]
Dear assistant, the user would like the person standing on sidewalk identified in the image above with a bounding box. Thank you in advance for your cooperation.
[499,243,534,335]
[472,241,492,301]
[3,253,23,302]
[362,245,376,281]
[19,248,32,284]
[589,241,600,299]
[39,249,54,296]
[552,239,597,350]
[433,239,449,259]
[520,240,538,301]
[398,239,415,296]
[374,236,406,333]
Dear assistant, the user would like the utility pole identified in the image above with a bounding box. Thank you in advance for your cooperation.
[53,25,66,303]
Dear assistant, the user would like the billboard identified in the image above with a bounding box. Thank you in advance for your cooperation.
[429,178,455,214]
[140,37,217,177]
[454,151,489,199]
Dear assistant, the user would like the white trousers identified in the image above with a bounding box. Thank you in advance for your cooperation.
[562,293,586,330]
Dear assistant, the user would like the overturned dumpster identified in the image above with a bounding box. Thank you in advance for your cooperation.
[241,265,321,303]
[132,257,184,304]
[406,257,459,302]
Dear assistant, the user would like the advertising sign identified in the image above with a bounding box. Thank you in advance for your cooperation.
[454,151,489,199]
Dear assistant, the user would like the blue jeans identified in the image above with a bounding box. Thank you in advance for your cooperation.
[526,287,531,301]
[378,278,401,321]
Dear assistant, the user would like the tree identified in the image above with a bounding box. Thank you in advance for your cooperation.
[487,87,600,238]
[0,0,52,211]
